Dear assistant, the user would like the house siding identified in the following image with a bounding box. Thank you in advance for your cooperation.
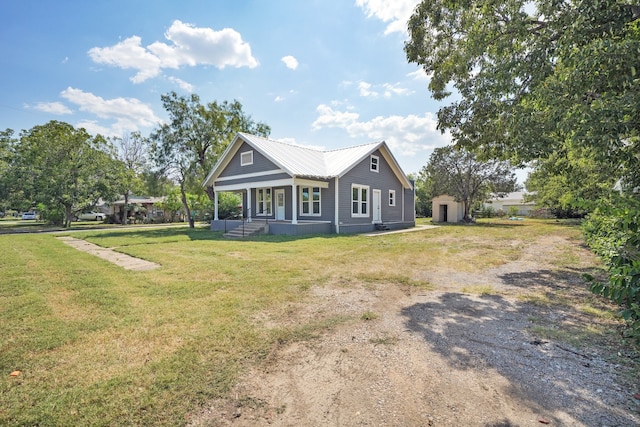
[297,179,334,222]
[338,150,406,226]
[219,142,281,177]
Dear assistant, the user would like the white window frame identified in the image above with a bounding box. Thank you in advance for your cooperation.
[370,155,379,172]
[256,187,272,216]
[240,150,253,166]
[389,189,396,206]
[351,184,369,217]
[300,186,321,216]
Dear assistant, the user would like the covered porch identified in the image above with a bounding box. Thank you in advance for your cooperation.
[210,177,334,236]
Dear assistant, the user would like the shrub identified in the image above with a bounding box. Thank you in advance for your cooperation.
[583,195,640,342]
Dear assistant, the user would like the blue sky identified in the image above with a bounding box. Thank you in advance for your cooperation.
[1,0,457,177]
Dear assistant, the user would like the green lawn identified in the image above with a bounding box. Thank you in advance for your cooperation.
[0,219,606,426]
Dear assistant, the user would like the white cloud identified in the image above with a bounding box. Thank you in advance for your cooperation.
[274,95,285,102]
[358,81,378,98]
[312,103,450,156]
[381,82,411,97]
[407,68,431,81]
[60,87,160,135]
[357,81,412,98]
[88,20,258,83]
[32,102,72,115]
[355,0,421,35]
[281,55,299,70]
[168,76,194,92]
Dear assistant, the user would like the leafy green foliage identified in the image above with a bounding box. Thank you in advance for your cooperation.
[421,146,518,220]
[150,92,270,228]
[583,195,640,341]
[12,121,119,227]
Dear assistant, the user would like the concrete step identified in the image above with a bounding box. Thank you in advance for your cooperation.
[223,222,266,238]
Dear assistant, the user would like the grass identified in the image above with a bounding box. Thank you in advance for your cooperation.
[0,218,628,426]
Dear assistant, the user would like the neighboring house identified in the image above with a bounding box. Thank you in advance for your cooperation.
[431,195,464,223]
[484,191,536,216]
[107,196,167,222]
[203,132,415,235]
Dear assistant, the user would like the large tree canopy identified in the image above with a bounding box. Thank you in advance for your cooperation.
[14,121,118,227]
[405,0,640,189]
[151,92,270,228]
[422,146,518,220]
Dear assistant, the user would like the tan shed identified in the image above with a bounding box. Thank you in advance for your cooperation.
[432,194,464,223]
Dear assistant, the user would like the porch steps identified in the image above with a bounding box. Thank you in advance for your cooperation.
[375,223,391,231]
[223,221,266,238]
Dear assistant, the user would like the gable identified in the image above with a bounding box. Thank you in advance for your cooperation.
[218,142,283,178]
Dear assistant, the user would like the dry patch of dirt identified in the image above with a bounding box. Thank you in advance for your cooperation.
[190,234,640,427]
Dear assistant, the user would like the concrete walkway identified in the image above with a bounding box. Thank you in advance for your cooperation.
[361,224,439,236]
[57,236,160,271]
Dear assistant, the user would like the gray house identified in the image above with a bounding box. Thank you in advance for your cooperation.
[203,133,415,235]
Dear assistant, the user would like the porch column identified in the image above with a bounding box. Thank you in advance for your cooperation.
[291,184,298,224]
[214,190,219,221]
[246,187,252,223]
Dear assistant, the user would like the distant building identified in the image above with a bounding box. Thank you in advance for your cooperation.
[484,191,536,216]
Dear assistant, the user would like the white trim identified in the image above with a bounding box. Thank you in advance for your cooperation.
[293,178,329,188]
[291,184,298,224]
[389,189,396,206]
[299,186,322,217]
[372,189,382,223]
[275,189,285,220]
[334,177,340,234]
[256,187,272,216]
[216,169,286,182]
[370,155,379,173]
[351,184,370,218]
[214,191,219,220]
[240,150,253,166]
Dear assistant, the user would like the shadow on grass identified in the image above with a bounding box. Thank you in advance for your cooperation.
[401,284,637,426]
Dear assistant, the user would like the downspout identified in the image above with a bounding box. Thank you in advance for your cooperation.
[334,177,340,234]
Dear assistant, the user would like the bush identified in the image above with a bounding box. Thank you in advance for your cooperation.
[583,195,640,342]
[507,206,519,217]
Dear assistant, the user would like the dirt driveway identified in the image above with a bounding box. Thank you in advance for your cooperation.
[190,233,639,426]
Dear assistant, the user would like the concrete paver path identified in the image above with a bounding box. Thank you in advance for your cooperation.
[57,236,160,271]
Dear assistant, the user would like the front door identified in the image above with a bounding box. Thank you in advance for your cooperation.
[372,189,382,223]
[275,189,285,220]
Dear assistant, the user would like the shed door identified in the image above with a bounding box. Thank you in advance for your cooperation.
[275,189,285,221]
[372,189,382,223]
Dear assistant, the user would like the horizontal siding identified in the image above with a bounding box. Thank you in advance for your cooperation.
[219,142,281,177]
[338,150,406,225]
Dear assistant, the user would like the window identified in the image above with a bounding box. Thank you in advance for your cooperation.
[389,190,396,206]
[352,184,369,217]
[370,155,379,172]
[301,186,321,216]
[241,150,253,166]
[256,188,272,215]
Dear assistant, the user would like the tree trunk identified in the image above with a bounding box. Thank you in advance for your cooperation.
[65,204,73,228]
[180,184,194,228]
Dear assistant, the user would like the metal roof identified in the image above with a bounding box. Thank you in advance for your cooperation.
[204,132,412,188]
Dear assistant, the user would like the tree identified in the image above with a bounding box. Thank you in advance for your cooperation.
[410,171,433,218]
[422,146,518,221]
[111,132,149,224]
[405,0,640,336]
[150,92,270,228]
[405,0,640,188]
[525,144,618,217]
[0,129,18,213]
[14,121,118,227]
